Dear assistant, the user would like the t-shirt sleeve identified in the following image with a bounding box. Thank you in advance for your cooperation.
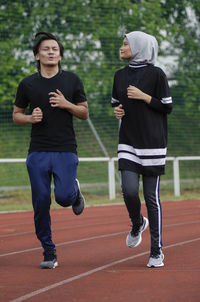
[111,73,120,107]
[149,69,173,114]
[15,81,29,108]
[73,76,87,104]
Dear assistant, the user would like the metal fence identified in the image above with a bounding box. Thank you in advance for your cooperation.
[1,156,200,200]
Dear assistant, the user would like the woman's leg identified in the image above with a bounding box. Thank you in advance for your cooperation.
[143,175,162,255]
[121,170,143,228]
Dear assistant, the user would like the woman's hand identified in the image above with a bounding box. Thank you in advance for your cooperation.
[114,104,125,119]
[127,85,151,104]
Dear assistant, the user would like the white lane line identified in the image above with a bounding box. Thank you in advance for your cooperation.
[0,219,128,238]
[9,237,200,302]
[1,213,199,238]
[1,220,200,257]
[0,211,125,228]
[0,231,127,257]
[164,220,200,227]
[0,202,199,228]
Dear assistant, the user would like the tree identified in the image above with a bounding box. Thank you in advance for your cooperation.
[0,0,200,155]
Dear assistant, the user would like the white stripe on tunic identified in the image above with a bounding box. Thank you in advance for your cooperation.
[118,144,167,156]
[118,152,166,166]
[161,97,172,104]
[111,97,120,105]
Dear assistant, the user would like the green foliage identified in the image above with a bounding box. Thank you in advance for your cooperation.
[0,0,200,158]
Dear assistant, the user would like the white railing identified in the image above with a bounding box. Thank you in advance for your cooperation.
[172,156,200,196]
[0,156,200,200]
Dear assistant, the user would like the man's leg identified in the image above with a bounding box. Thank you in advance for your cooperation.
[52,152,85,215]
[52,152,79,207]
[26,152,56,254]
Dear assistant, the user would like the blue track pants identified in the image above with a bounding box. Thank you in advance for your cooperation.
[26,152,79,254]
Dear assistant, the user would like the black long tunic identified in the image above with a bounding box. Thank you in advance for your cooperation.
[111,64,173,176]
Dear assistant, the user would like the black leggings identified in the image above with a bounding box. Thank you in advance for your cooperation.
[121,170,162,253]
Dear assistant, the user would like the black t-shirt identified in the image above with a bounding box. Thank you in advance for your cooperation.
[111,64,173,176]
[15,70,87,154]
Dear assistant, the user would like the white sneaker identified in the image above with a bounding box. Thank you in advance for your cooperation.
[126,217,149,248]
[147,251,164,267]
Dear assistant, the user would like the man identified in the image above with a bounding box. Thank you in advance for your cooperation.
[13,32,89,269]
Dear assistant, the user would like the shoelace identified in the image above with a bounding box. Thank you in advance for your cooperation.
[130,225,140,236]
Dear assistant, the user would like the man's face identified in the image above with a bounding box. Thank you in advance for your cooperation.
[35,39,61,67]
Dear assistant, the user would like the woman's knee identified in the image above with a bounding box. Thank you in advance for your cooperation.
[122,183,139,200]
[121,170,139,199]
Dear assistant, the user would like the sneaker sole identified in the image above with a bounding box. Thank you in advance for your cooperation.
[40,261,58,269]
[147,253,164,268]
[72,196,85,215]
[147,262,164,268]
[72,179,85,215]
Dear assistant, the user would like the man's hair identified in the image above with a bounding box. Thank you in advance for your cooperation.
[33,32,64,70]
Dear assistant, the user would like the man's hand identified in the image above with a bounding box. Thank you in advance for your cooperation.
[31,107,43,123]
[127,85,151,104]
[49,89,88,120]
[114,104,125,120]
[49,89,68,109]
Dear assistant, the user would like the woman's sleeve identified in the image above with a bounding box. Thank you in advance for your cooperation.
[111,73,120,107]
[148,70,173,114]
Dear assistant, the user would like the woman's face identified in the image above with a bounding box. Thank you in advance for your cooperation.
[120,37,132,60]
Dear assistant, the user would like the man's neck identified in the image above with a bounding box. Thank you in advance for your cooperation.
[40,65,59,78]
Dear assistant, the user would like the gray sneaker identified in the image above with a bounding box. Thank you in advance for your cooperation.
[147,251,164,267]
[126,217,149,248]
[40,253,58,269]
[72,179,85,215]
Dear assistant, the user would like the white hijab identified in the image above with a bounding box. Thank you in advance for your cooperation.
[125,31,158,65]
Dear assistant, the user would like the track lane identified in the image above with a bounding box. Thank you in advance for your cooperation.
[0,200,199,302]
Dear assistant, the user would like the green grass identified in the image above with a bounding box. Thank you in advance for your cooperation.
[0,189,199,212]
[0,124,200,212]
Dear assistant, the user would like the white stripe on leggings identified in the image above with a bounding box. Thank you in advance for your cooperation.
[155,176,162,248]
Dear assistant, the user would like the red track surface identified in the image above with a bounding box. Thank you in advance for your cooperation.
[0,200,200,302]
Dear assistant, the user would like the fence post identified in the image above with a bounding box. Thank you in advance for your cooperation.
[173,158,180,196]
[108,158,115,200]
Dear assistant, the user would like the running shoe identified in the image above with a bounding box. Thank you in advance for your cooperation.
[147,250,164,267]
[72,179,85,215]
[40,252,58,269]
[126,216,149,248]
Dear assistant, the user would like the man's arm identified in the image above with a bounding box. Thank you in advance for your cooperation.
[13,105,43,125]
[68,101,89,120]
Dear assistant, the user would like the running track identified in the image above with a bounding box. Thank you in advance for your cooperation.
[0,200,200,302]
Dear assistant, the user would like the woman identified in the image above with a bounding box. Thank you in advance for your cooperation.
[111,31,172,267]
